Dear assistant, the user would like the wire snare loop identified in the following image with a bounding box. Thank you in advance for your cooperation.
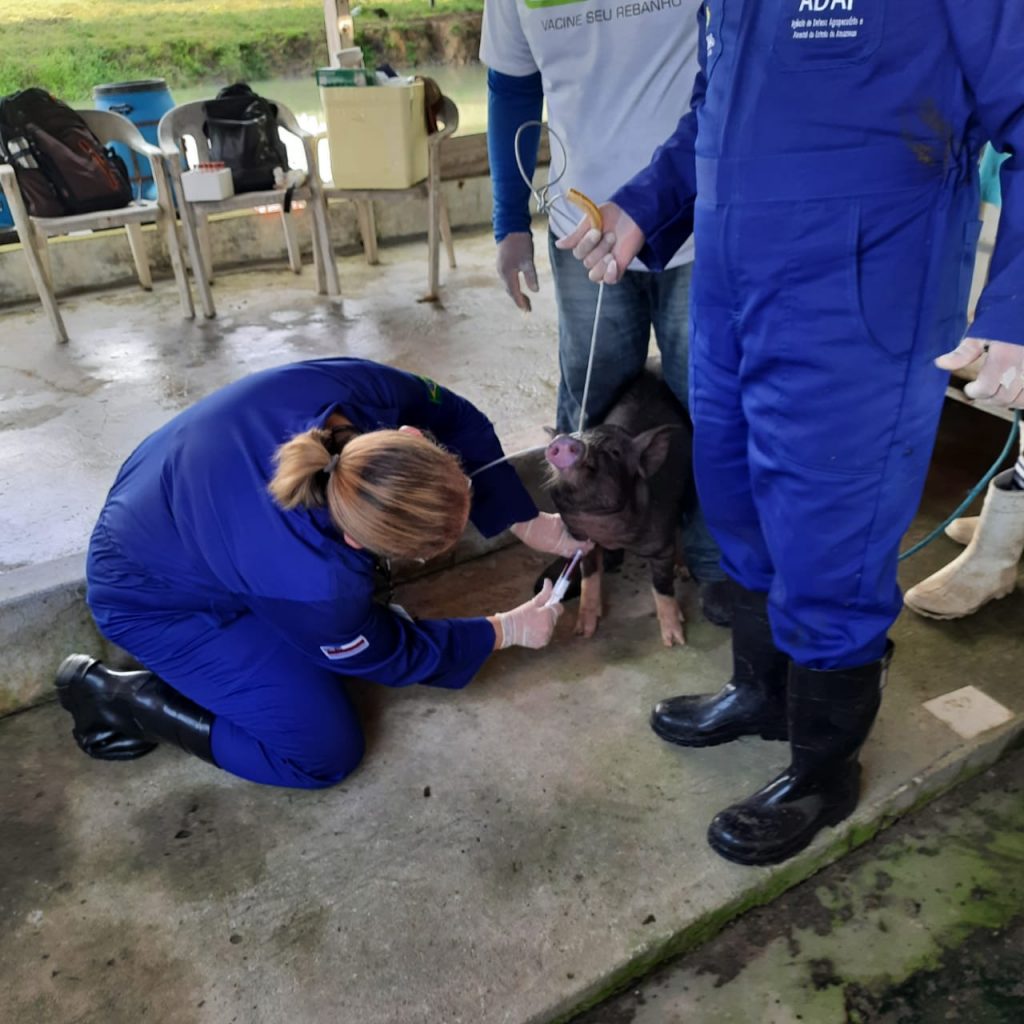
[514,122,605,434]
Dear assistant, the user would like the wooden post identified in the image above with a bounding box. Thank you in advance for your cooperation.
[323,0,354,67]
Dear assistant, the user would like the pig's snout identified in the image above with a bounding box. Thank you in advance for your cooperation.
[546,435,583,471]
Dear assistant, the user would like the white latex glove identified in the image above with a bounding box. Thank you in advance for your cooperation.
[935,337,1024,409]
[496,232,539,312]
[554,203,645,285]
[495,579,563,649]
[510,512,594,558]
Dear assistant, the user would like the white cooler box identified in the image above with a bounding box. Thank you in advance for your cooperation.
[317,69,428,190]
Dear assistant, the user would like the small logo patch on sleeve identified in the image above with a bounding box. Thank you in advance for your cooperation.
[321,636,370,660]
[415,374,443,404]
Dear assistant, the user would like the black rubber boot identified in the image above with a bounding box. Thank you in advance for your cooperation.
[706,642,892,867]
[55,654,215,764]
[650,584,789,747]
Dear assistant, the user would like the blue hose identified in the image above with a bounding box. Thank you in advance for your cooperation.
[899,409,1021,561]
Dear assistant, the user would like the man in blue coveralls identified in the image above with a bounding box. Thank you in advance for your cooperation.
[561,1,1024,865]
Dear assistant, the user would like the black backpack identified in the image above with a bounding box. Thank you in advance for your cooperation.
[0,88,133,218]
[203,83,290,194]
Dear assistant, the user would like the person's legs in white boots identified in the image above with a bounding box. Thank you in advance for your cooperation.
[944,515,979,545]
[904,453,1024,619]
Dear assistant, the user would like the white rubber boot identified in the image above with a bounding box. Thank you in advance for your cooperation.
[905,470,1024,619]
[944,516,979,546]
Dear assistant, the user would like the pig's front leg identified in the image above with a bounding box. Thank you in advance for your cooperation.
[651,551,685,647]
[575,546,603,638]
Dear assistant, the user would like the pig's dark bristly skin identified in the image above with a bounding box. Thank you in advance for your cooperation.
[544,370,693,645]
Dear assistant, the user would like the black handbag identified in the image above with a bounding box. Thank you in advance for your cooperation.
[203,83,290,193]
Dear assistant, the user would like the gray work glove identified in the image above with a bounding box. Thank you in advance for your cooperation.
[496,231,539,312]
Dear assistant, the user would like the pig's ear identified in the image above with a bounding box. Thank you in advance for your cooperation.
[543,425,557,439]
[633,425,680,478]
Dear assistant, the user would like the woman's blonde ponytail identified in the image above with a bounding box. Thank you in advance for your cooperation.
[269,427,471,560]
[268,429,334,510]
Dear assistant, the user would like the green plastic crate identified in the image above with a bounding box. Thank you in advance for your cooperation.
[315,67,376,88]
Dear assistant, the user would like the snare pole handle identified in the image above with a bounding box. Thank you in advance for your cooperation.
[567,188,603,232]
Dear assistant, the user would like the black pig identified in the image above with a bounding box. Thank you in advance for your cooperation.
[544,369,692,646]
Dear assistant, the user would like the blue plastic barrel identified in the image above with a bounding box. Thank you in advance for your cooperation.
[92,78,176,200]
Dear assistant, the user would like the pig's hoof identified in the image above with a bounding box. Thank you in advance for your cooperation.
[654,592,686,646]
[574,610,601,637]
[658,616,686,647]
[660,623,686,647]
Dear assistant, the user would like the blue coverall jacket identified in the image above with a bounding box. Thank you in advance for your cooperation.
[608,1,1022,668]
[85,358,538,787]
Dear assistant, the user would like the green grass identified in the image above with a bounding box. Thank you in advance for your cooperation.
[0,0,483,101]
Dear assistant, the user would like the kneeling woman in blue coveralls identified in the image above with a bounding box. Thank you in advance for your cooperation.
[55,358,575,789]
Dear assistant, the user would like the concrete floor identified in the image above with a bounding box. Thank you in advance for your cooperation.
[575,747,1024,1024]
[1,227,1023,1024]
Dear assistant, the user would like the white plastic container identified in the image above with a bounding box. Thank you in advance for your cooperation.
[181,166,235,202]
[317,69,428,190]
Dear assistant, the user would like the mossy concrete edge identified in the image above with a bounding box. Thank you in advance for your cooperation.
[543,719,1024,1024]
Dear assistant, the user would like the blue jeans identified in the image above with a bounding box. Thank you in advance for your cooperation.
[548,232,724,582]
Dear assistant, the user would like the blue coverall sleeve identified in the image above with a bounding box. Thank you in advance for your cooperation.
[608,5,707,272]
[247,591,496,690]
[375,368,538,535]
[943,0,1024,346]
[487,68,544,242]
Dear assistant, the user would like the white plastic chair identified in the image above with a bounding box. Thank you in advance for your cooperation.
[158,98,340,319]
[314,94,459,301]
[0,108,193,343]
